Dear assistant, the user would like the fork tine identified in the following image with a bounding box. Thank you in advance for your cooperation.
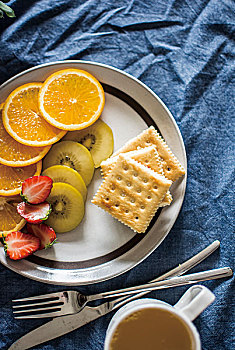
[13,304,62,315]
[12,292,62,303]
[12,299,63,309]
[14,310,63,319]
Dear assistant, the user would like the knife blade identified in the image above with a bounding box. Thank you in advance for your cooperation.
[8,240,220,350]
[8,304,111,350]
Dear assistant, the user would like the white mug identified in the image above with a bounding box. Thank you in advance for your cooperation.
[104,285,215,350]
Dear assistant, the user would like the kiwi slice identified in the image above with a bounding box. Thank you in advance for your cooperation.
[43,141,94,186]
[63,119,114,168]
[46,182,84,233]
[42,165,87,202]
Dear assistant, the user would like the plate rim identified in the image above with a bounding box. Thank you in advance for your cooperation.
[0,60,187,285]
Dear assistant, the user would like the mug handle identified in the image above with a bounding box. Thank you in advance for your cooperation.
[174,285,215,321]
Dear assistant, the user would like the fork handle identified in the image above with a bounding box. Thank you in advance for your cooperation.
[109,240,220,310]
[88,267,233,302]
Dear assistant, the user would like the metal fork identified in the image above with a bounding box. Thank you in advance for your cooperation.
[12,265,232,319]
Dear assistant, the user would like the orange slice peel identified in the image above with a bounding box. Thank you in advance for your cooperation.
[0,161,42,197]
[2,83,66,147]
[38,69,105,131]
[0,196,26,237]
[0,104,50,167]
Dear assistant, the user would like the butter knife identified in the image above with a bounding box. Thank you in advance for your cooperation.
[8,240,220,350]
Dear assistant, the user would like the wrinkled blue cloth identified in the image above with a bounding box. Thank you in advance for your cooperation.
[0,0,234,349]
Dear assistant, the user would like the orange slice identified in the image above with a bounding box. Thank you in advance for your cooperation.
[2,83,66,147]
[38,69,105,131]
[0,161,42,196]
[0,196,26,236]
[0,105,50,167]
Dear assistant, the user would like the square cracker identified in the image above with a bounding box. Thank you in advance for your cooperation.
[92,154,172,233]
[101,146,172,207]
[111,126,185,182]
[101,146,163,176]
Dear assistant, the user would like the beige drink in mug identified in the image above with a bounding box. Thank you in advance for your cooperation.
[104,285,215,350]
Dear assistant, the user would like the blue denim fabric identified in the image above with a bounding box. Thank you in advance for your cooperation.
[0,0,234,349]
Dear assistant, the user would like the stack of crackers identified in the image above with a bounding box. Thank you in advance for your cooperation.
[92,126,185,233]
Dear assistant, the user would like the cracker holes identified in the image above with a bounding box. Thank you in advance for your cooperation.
[133,172,138,177]
[130,198,135,203]
[111,184,116,191]
[136,188,141,194]
[153,185,158,190]
[127,182,132,187]
[115,203,119,208]
[147,195,152,200]
[146,139,150,144]
[123,165,129,171]
[121,192,126,197]
[145,160,149,164]
[135,216,139,220]
[143,178,148,183]
[125,209,129,214]
[166,167,171,171]
[140,205,145,210]
[117,176,122,181]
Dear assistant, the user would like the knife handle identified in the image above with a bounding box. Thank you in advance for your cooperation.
[109,240,221,310]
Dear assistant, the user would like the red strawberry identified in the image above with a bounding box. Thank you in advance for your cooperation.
[27,223,56,250]
[21,176,53,204]
[17,202,51,224]
[3,231,40,260]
